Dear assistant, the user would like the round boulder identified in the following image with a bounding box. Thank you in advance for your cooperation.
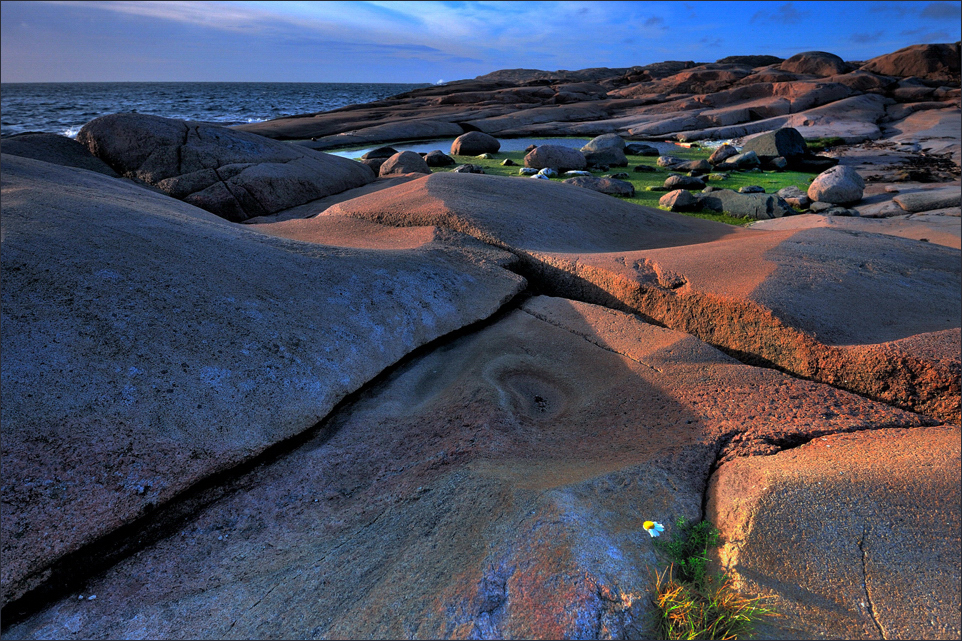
[659,189,698,212]
[664,174,706,190]
[807,165,865,205]
[424,150,456,167]
[562,176,635,197]
[581,133,625,154]
[708,144,739,166]
[780,51,850,77]
[361,146,399,160]
[451,132,500,156]
[379,151,431,176]
[583,148,628,167]
[524,145,587,171]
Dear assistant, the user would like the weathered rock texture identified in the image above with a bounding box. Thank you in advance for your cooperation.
[0,133,119,177]
[4,297,929,640]
[0,154,524,610]
[708,426,961,639]
[77,114,375,221]
[326,173,961,422]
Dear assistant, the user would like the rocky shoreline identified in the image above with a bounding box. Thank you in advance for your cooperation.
[1,43,960,639]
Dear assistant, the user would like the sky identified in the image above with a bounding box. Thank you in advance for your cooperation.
[2,1,960,83]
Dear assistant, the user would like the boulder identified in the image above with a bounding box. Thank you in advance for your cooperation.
[0,132,118,177]
[584,148,628,167]
[5,297,932,639]
[523,145,587,171]
[633,164,658,172]
[738,185,765,194]
[708,144,739,166]
[0,155,525,609]
[677,159,711,175]
[562,176,635,197]
[450,131,501,156]
[777,185,811,209]
[379,150,431,176]
[424,150,456,167]
[861,43,962,83]
[501,159,516,166]
[893,187,962,213]
[581,133,625,153]
[359,157,386,174]
[77,114,375,222]
[708,427,961,640]
[625,142,660,156]
[659,189,698,211]
[537,168,558,178]
[361,146,399,160]
[742,127,808,160]
[664,174,706,190]
[697,189,792,219]
[656,155,684,168]
[780,51,850,77]
[453,164,485,174]
[715,150,760,171]
[807,165,865,204]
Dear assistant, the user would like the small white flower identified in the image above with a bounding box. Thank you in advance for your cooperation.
[644,520,665,538]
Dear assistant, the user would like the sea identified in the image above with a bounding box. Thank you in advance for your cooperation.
[0,82,431,139]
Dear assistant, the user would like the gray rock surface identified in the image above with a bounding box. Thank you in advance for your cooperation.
[77,114,375,222]
[708,144,739,166]
[808,164,866,204]
[664,174,707,190]
[742,127,808,160]
[697,189,792,219]
[715,150,760,170]
[424,150,456,167]
[0,154,524,609]
[0,133,118,177]
[562,175,635,196]
[894,187,961,213]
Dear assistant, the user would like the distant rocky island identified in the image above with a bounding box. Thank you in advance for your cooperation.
[1,42,959,640]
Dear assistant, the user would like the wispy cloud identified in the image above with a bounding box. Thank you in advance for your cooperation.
[852,31,884,44]
[920,1,962,20]
[644,16,665,28]
[750,2,810,24]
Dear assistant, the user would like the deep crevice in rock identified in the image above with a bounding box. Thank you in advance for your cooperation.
[859,526,887,640]
[0,289,533,631]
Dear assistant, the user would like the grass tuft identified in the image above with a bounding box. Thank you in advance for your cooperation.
[651,518,778,640]
[805,136,845,153]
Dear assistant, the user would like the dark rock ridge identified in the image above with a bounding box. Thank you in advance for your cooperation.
[236,43,961,156]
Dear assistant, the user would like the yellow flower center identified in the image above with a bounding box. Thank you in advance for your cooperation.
[643,521,655,530]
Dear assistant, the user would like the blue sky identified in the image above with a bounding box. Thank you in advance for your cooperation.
[2,1,959,83]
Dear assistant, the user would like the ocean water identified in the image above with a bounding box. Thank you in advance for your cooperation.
[0,82,430,138]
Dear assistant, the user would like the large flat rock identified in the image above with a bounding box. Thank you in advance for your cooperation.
[3,297,928,639]
[77,114,376,222]
[324,172,962,422]
[707,426,961,640]
[749,212,961,250]
[0,154,524,609]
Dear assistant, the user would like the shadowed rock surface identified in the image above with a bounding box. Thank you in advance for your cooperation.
[0,133,119,177]
[3,297,930,640]
[325,173,961,422]
[0,154,524,609]
[77,114,375,222]
[708,426,961,640]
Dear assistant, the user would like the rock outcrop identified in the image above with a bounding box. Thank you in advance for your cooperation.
[0,154,523,610]
[77,114,375,222]
[0,133,119,177]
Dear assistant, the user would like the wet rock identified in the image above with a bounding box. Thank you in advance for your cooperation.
[0,155,524,609]
[708,427,961,640]
[523,145,587,171]
[562,176,635,197]
[451,131,501,156]
[808,165,865,204]
[0,132,118,177]
[424,150,456,167]
[379,150,431,176]
[77,114,375,222]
